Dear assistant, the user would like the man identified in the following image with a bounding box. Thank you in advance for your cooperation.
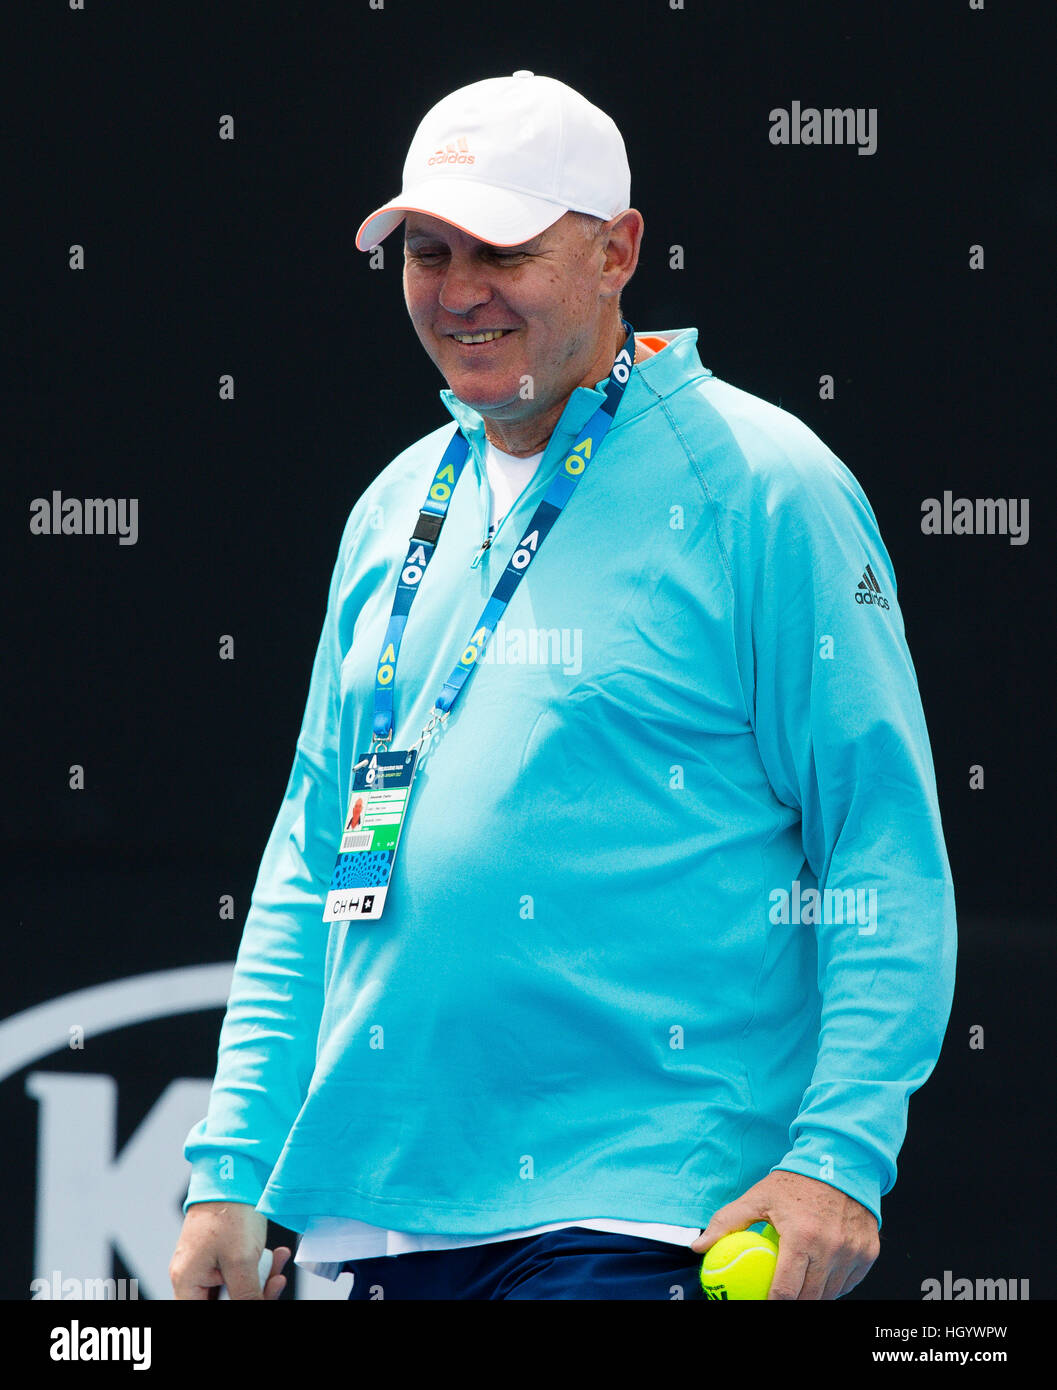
[171,72,956,1301]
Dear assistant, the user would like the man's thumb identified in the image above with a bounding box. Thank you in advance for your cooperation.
[690,1201,762,1254]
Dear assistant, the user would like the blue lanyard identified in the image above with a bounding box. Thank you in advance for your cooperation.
[372,320,636,745]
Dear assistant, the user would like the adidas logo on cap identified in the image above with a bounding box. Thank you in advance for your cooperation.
[427,135,475,167]
[854,563,890,609]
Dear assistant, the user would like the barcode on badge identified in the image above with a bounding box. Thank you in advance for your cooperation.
[340,830,374,853]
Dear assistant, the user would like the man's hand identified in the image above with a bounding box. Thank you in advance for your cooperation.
[691,1171,879,1300]
[169,1201,291,1301]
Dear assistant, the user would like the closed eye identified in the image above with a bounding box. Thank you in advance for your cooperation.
[405,247,532,265]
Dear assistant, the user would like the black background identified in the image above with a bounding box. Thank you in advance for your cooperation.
[4,0,1054,1307]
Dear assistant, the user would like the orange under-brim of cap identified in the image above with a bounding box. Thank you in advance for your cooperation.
[355,178,598,251]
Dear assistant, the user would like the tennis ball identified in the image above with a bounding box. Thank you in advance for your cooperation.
[699,1226,779,1301]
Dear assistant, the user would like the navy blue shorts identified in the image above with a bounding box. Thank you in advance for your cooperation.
[342,1226,706,1300]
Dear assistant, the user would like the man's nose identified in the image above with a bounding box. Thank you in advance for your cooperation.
[437,257,493,316]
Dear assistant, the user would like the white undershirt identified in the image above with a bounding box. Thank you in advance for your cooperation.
[482,439,545,536]
[296,423,701,1280]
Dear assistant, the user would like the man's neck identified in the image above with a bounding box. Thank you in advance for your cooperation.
[482,321,645,458]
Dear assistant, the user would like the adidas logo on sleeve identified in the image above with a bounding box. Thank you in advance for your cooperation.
[854,563,890,609]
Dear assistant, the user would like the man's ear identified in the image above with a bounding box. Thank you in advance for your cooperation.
[601,209,644,299]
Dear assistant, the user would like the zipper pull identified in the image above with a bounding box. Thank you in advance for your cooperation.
[470,537,491,570]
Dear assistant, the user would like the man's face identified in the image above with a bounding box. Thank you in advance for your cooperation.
[402,212,614,429]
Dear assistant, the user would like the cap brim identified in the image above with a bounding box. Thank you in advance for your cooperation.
[355,178,573,251]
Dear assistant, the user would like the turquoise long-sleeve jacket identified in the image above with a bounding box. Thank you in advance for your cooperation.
[183,328,956,1234]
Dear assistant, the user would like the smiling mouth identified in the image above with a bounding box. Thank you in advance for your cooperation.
[448,329,513,344]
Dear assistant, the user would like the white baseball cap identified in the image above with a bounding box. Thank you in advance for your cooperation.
[355,71,631,251]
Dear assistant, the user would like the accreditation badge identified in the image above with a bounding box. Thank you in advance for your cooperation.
[322,747,418,922]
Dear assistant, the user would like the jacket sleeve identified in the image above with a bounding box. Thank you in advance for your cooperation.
[739,424,957,1228]
[181,508,361,1212]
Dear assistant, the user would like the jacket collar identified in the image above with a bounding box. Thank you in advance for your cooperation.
[439,328,707,470]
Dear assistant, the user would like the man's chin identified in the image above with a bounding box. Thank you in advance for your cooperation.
[444,381,524,417]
